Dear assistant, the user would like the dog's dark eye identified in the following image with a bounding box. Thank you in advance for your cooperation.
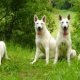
[37,23,38,24]
[66,22,68,23]
[41,23,43,25]
[62,22,63,24]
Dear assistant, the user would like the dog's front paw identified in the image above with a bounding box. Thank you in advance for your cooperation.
[53,60,57,64]
[46,62,49,65]
[46,60,49,65]
[30,60,36,64]
[30,62,34,64]
[53,62,56,64]
[5,56,10,60]
[7,57,10,60]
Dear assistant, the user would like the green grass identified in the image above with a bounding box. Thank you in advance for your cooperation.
[0,10,79,80]
[0,42,80,80]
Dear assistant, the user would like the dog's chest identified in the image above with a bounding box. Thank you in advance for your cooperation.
[37,36,48,45]
[59,42,68,56]
[39,43,45,53]
[37,38,48,53]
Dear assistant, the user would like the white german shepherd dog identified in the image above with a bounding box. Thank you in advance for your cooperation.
[54,14,76,65]
[31,15,56,64]
[0,41,9,65]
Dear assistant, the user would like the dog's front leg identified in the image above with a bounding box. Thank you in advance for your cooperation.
[54,47,59,64]
[31,47,40,64]
[45,47,49,64]
[67,46,71,65]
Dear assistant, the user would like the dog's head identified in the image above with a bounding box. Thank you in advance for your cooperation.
[34,15,46,35]
[59,14,70,36]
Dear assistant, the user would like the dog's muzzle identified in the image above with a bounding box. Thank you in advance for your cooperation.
[63,26,68,36]
[63,26,67,31]
[37,27,42,31]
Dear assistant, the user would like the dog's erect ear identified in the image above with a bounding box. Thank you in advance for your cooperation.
[42,15,46,23]
[67,14,70,20]
[59,15,62,21]
[34,15,38,22]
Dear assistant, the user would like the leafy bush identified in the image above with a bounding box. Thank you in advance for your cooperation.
[72,13,80,53]
[51,0,80,11]
[0,0,56,47]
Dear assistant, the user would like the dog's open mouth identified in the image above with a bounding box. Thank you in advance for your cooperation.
[64,31,67,36]
[63,27,67,36]
[37,27,42,35]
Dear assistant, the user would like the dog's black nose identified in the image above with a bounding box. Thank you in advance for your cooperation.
[64,26,66,28]
[38,27,41,31]
[38,26,40,29]
[64,26,67,31]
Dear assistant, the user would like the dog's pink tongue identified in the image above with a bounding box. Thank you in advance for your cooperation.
[64,31,67,36]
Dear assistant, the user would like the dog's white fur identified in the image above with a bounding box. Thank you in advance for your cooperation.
[54,15,76,65]
[0,41,9,65]
[31,15,56,64]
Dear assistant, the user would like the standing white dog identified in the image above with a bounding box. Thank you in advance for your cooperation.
[0,41,9,65]
[31,15,56,64]
[54,14,76,65]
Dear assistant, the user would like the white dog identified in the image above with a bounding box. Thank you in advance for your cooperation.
[54,14,76,65]
[0,41,9,65]
[31,15,56,64]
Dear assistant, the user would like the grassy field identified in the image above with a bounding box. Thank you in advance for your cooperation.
[0,42,80,80]
[0,10,80,80]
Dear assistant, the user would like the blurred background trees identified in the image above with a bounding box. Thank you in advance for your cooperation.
[0,0,80,47]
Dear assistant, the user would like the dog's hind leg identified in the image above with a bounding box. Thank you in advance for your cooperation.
[31,47,40,64]
[70,49,76,58]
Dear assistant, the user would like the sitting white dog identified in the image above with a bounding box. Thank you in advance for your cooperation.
[0,41,9,65]
[31,15,56,64]
[54,14,76,65]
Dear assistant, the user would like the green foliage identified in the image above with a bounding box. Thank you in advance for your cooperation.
[72,12,80,53]
[0,0,56,47]
[52,0,80,11]
[0,0,80,48]
[52,0,71,9]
